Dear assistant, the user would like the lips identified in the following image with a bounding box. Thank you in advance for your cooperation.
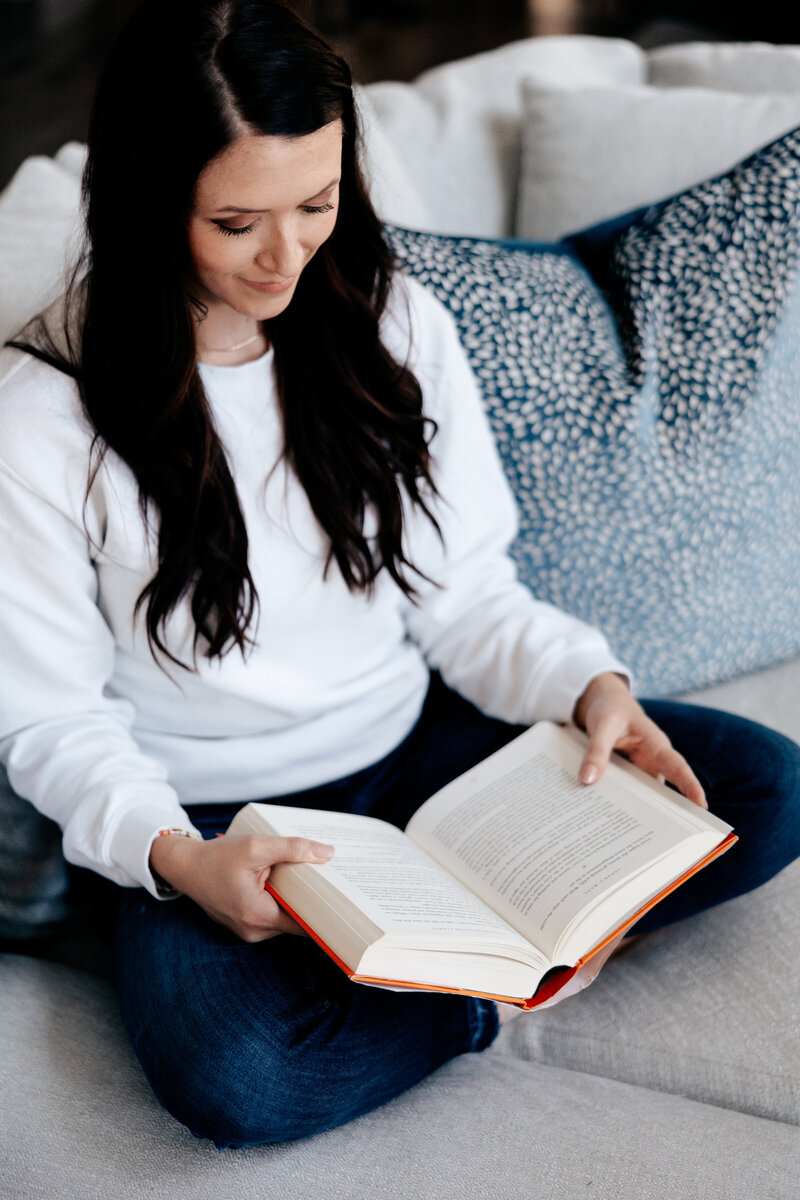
[242,277,294,294]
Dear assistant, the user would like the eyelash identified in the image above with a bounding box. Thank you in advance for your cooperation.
[214,202,335,236]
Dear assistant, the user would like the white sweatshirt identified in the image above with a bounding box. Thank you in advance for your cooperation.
[0,276,628,897]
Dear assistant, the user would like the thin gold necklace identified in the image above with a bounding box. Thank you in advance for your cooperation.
[200,330,263,354]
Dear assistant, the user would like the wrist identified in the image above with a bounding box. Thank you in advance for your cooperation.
[149,828,203,896]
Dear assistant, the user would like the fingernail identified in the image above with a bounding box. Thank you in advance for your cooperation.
[311,842,334,858]
[580,765,598,785]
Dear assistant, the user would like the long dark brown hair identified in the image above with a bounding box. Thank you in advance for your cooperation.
[6,0,442,668]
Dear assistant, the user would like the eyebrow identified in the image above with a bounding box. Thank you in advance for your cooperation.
[214,178,340,215]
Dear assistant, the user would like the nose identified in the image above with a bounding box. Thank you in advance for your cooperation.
[255,223,304,279]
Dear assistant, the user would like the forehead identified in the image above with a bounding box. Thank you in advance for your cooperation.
[194,120,344,212]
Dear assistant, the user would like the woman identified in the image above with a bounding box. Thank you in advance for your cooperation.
[1,0,798,1148]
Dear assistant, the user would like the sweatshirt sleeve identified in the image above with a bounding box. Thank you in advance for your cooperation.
[0,362,198,897]
[396,279,631,725]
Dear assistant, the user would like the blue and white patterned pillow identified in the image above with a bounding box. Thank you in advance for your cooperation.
[385,126,800,698]
[0,765,76,939]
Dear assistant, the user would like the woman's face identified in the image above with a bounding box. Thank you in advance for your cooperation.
[187,119,343,324]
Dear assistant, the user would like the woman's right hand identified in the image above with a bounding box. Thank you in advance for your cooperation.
[148,831,335,941]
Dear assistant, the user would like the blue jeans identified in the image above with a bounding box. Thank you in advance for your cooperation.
[114,672,800,1148]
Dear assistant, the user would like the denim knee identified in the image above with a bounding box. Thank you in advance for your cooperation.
[736,722,800,881]
[632,702,800,931]
[113,863,496,1148]
[149,990,497,1149]
[642,700,800,855]
[143,1006,353,1147]
[175,1066,336,1148]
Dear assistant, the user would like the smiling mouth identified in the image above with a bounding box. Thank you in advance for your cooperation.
[242,277,295,294]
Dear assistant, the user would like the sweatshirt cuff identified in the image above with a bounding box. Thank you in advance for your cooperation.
[110,799,202,900]
[529,649,633,727]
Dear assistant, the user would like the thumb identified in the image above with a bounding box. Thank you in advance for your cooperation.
[578,715,621,785]
[268,835,335,866]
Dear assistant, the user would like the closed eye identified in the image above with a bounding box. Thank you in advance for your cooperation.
[301,201,335,215]
[214,221,257,237]
[213,201,336,237]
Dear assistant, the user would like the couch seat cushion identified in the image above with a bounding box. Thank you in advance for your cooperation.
[2,953,799,1199]
[503,856,800,1125]
[678,654,800,746]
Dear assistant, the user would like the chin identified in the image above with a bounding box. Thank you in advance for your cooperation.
[238,287,297,319]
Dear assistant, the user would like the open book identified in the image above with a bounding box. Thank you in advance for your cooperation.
[226,721,736,1009]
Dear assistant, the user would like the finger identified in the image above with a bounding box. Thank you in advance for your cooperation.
[579,713,625,785]
[265,908,308,937]
[654,747,707,809]
[629,735,707,809]
[237,903,308,943]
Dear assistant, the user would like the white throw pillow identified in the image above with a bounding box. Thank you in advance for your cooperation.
[53,140,88,180]
[648,40,800,92]
[353,86,432,231]
[361,35,645,238]
[515,82,800,242]
[0,155,82,346]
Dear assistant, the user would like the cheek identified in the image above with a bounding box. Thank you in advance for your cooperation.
[188,225,245,279]
[307,214,338,255]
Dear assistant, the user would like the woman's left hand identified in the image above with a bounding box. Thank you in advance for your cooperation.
[572,672,707,809]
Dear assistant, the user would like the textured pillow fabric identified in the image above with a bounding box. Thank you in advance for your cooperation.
[516,81,800,241]
[0,767,74,939]
[386,124,800,698]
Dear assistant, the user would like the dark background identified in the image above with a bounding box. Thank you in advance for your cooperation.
[2,0,800,190]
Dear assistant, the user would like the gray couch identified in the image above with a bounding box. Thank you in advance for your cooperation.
[2,34,800,1199]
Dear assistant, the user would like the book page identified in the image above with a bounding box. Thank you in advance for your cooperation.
[406,722,721,961]
[243,804,533,948]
